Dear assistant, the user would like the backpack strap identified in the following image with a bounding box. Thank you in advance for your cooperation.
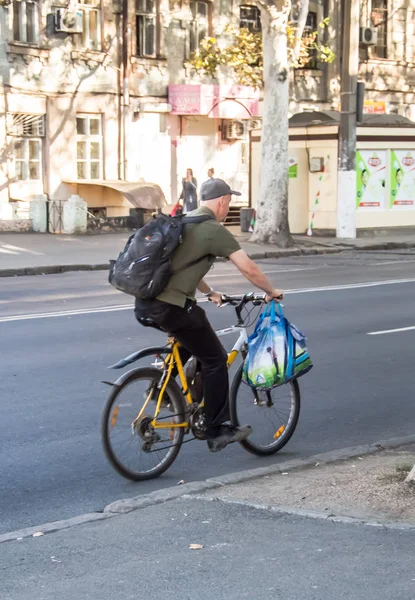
[172,213,216,274]
[181,214,214,224]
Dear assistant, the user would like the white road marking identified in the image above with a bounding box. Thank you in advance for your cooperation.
[367,325,415,336]
[0,244,44,256]
[0,304,133,323]
[206,266,320,278]
[284,277,415,295]
[2,277,415,324]
[0,248,19,255]
[369,259,415,266]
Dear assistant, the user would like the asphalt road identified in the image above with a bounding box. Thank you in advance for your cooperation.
[1,250,415,534]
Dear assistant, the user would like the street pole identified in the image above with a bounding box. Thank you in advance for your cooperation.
[337,0,359,238]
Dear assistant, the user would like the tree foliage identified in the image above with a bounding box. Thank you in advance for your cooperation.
[188,19,334,88]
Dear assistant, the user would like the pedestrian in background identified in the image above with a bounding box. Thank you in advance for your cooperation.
[208,167,214,178]
[180,168,198,213]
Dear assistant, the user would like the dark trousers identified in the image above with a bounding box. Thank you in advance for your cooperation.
[134,299,229,437]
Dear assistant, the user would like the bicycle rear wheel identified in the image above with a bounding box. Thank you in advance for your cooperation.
[230,364,300,456]
[101,368,186,481]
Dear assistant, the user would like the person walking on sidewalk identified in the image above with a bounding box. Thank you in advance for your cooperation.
[135,178,284,453]
[180,168,198,213]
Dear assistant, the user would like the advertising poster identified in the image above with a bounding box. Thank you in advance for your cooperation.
[390,150,415,208]
[356,150,387,209]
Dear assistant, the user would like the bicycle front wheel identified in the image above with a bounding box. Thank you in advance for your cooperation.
[101,368,186,481]
[230,364,301,456]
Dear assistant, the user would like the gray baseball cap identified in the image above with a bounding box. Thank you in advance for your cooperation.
[200,178,242,201]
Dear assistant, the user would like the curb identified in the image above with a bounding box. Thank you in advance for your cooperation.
[103,433,415,515]
[0,246,344,278]
[2,433,415,544]
[186,495,415,532]
[0,513,115,545]
[0,263,109,278]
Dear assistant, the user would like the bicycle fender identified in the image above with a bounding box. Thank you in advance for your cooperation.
[108,346,170,370]
[105,366,153,388]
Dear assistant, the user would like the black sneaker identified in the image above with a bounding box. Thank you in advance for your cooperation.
[207,424,252,453]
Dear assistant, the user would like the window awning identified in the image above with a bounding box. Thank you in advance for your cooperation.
[62,180,166,209]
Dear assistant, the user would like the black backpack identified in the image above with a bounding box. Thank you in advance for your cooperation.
[109,213,214,299]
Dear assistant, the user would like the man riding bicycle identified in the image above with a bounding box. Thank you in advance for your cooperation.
[134,178,284,453]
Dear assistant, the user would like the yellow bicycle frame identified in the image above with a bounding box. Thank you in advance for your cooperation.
[133,338,241,431]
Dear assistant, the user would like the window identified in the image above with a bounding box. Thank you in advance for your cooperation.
[77,0,101,51]
[240,5,261,33]
[371,0,387,59]
[300,11,318,69]
[76,115,103,180]
[189,1,209,53]
[14,139,41,180]
[136,0,157,57]
[12,0,39,44]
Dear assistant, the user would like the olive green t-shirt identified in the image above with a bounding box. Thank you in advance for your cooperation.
[157,206,241,307]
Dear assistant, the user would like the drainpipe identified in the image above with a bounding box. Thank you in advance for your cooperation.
[122,0,130,181]
[117,11,123,180]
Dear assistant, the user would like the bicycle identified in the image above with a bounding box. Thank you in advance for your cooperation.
[101,292,301,481]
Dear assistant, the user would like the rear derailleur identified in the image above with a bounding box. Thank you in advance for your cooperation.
[133,415,161,453]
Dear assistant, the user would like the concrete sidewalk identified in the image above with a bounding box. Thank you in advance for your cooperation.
[0,230,415,277]
[2,439,414,598]
[2,492,414,600]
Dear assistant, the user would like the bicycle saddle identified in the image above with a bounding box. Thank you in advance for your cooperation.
[137,317,165,332]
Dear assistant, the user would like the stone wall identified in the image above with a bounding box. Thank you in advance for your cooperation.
[0,219,33,232]
[87,211,144,233]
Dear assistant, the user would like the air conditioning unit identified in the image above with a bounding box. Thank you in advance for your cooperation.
[224,120,247,141]
[55,8,83,33]
[360,27,378,46]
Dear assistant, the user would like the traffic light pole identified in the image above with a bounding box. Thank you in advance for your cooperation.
[337,0,359,238]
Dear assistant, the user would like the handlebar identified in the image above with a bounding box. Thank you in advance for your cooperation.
[220,292,266,307]
[214,292,275,325]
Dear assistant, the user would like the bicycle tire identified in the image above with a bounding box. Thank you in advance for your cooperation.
[101,367,187,481]
[230,364,301,456]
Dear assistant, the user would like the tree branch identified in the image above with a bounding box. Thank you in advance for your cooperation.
[290,0,309,61]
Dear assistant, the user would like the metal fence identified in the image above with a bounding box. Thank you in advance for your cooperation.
[47,200,65,234]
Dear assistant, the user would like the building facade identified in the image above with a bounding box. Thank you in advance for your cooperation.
[0,0,414,230]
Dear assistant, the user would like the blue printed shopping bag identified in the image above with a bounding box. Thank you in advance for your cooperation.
[242,301,313,390]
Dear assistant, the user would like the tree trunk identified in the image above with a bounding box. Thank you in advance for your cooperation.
[251,8,292,247]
